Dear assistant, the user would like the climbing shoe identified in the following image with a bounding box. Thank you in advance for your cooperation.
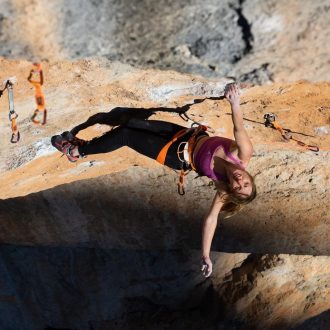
[51,134,80,163]
[61,131,86,146]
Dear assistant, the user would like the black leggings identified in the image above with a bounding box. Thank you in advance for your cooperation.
[78,119,206,170]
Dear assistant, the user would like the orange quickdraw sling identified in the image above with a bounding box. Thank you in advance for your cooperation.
[264,113,319,152]
[28,63,47,125]
[156,125,208,195]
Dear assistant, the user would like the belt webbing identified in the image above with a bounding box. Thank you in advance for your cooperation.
[156,125,208,195]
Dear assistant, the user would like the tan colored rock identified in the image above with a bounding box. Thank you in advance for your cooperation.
[0,58,329,328]
[212,253,330,329]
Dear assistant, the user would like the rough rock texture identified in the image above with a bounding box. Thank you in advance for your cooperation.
[0,57,329,329]
[1,2,330,328]
[0,0,329,82]
[296,310,330,329]
[0,246,329,330]
[212,254,330,329]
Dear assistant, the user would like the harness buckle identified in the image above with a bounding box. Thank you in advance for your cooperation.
[177,141,190,165]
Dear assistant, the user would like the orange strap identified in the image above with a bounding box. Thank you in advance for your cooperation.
[177,169,186,195]
[156,125,208,165]
[156,128,190,164]
[156,125,208,195]
[28,64,47,125]
[272,121,292,141]
[291,137,319,152]
[9,112,20,143]
[31,108,47,125]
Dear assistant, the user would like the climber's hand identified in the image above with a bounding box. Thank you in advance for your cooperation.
[224,83,240,107]
[201,256,213,277]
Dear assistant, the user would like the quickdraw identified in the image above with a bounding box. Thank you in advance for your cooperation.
[1,78,20,143]
[179,110,215,134]
[28,63,47,125]
[156,124,208,195]
[264,113,319,152]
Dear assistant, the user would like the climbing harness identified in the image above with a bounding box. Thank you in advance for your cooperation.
[156,124,208,195]
[28,63,47,125]
[157,94,222,195]
[264,113,319,152]
[1,78,20,143]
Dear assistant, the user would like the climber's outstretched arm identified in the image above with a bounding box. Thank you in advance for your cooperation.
[224,84,253,164]
[201,191,224,277]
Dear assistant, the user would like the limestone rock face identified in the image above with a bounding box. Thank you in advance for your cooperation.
[0,57,329,329]
[0,0,329,82]
[213,254,330,329]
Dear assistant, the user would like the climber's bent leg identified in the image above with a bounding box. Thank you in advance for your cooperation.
[78,126,185,169]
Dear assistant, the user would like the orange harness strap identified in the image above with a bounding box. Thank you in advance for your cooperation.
[156,125,208,195]
[156,128,191,165]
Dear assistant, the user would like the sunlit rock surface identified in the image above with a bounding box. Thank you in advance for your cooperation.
[0,0,329,82]
[0,57,329,329]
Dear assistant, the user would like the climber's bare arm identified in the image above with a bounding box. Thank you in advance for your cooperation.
[201,191,224,277]
[224,84,253,164]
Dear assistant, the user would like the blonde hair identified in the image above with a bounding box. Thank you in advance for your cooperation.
[216,174,257,218]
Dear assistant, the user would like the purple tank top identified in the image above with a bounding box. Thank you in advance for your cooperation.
[194,137,245,181]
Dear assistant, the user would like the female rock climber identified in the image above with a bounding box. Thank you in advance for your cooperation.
[51,83,256,278]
